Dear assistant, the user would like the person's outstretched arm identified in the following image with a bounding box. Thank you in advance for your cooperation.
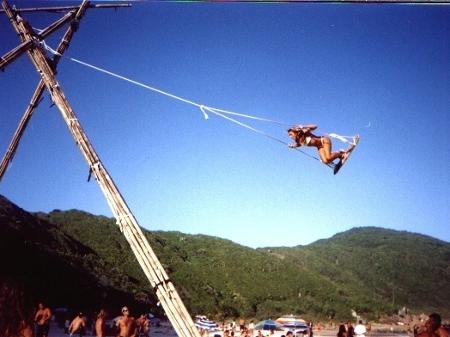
[301,124,317,132]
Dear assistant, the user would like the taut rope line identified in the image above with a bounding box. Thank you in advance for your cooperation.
[40,41,332,166]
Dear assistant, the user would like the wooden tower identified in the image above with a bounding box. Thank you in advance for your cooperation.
[0,2,202,337]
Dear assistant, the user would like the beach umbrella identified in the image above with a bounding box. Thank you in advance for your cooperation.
[276,316,306,325]
[195,317,219,331]
[255,319,284,331]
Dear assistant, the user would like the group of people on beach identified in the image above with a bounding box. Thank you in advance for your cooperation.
[63,306,151,337]
[0,284,151,337]
[336,315,450,337]
[17,302,151,337]
[337,320,368,337]
[1,275,449,337]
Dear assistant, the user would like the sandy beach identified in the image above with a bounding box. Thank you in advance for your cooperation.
[45,320,178,337]
[45,321,410,337]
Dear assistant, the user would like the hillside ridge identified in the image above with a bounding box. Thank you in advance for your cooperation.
[1,195,449,320]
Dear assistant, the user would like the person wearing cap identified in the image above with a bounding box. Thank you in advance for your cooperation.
[69,312,86,337]
[116,306,137,337]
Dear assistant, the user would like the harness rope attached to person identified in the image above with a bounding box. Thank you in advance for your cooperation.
[40,40,356,169]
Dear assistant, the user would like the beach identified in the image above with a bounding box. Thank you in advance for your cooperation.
[46,321,410,337]
[46,320,178,337]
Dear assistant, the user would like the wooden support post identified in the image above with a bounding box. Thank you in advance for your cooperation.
[1,3,201,337]
[0,4,87,181]
[0,40,34,71]
[0,3,131,14]
[0,9,76,70]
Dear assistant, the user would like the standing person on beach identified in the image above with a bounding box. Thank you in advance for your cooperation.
[337,325,348,337]
[95,309,106,337]
[136,314,150,337]
[240,319,246,333]
[69,312,86,337]
[416,313,450,337]
[34,302,52,337]
[248,321,255,337]
[308,321,314,337]
[345,322,354,337]
[116,306,137,337]
[354,321,366,337]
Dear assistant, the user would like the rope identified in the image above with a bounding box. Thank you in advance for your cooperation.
[39,41,334,167]
[202,106,328,165]
[328,133,354,144]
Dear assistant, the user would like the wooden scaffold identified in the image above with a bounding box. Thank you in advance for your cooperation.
[0,2,202,337]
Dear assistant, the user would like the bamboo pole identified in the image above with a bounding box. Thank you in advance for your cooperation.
[0,40,34,71]
[2,3,201,337]
[0,9,76,70]
[0,4,88,181]
[0,3,131,14]
[2,0,443,5]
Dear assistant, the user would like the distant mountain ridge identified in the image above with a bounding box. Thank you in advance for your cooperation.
[1,195,449,320]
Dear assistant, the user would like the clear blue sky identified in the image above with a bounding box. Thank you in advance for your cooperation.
[1,1,449,248]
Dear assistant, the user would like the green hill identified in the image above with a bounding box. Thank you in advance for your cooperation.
[1,195,449,321]
[0,195,155,316]
[265,227,450,318]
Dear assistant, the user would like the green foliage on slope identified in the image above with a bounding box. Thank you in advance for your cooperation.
[2,195,449,320]
[267,227,450,318]
[0,196,153,315]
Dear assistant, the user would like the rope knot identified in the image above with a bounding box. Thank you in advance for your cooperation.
[199,105,209,120]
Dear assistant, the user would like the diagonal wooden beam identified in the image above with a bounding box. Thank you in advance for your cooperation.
[0,39,34,71]
[2,3,202,337]
[0,3,89,181]
[0,3,131,70]
[0,3,131,14]
[0,9,76,71]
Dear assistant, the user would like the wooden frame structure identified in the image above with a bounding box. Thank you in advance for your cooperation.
[0,2,201,337]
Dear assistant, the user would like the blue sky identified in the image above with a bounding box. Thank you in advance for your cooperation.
[1,1,449,248]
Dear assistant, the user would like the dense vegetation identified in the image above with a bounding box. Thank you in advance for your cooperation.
[1,195,449,321]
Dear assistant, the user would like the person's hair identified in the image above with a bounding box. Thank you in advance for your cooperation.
[337,324,346,337]
[287,127,301,134]
[98,309,106,318]
[287,127,305,144]
[429,313,441,326]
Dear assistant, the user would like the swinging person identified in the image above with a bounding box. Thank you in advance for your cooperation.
[287,124,357,165]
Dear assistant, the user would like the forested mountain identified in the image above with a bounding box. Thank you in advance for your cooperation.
[1,195,449,320]
[265,228,450,318]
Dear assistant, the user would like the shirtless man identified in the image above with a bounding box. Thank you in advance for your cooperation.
[95,309,106,337]
[136,314,150,337]
[116,306,137,337]
[34,303,52,337]
[69,313,86,337]
[416,314,449,337]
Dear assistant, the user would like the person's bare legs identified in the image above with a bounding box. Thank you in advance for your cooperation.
[319,137,344,164]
